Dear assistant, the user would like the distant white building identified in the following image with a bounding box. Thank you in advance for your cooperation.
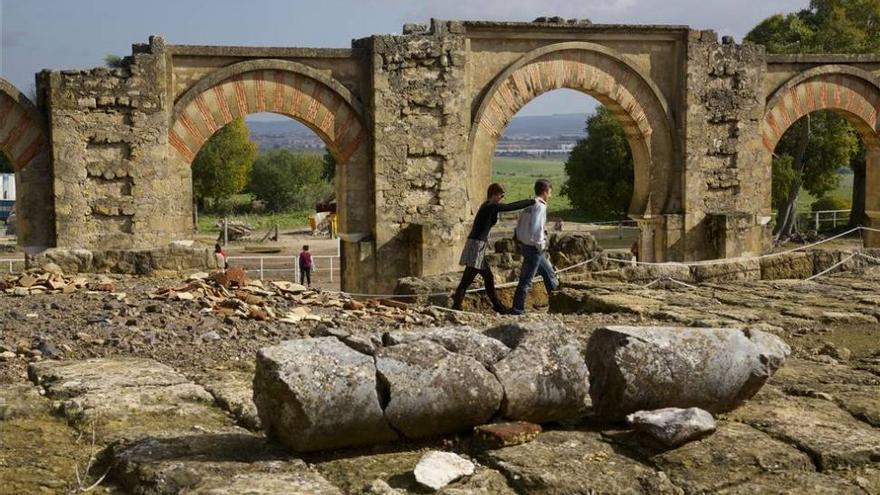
[1,174,14,201]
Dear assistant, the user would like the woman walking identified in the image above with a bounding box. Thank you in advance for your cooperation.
[451,183,535,313]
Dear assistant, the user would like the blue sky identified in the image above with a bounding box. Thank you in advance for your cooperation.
[0,0,807,117]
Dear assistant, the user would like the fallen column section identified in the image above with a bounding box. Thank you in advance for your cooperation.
[586,326,790,420]
[253,323,591,452]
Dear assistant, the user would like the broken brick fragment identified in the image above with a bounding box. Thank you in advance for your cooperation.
[474,421,542,448]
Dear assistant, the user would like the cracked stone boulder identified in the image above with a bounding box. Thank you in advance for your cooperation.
[586,326,790,420]
[254,338,398,452]
[375,339,503,439]
[486,322,591,422]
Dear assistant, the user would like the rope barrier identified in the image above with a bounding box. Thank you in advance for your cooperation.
[320,226,878,300]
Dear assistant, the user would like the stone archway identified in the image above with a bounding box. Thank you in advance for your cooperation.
[169,60,372,289]
[0,78,53,251]
[761,65,880,246]
[470,42,677,261]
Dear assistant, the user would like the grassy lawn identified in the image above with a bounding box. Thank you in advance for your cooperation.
[197,210,312,234]
[794,172,853,212]
[492,156,575,217]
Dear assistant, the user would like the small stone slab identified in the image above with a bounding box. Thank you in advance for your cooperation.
[110,433,342,494]
[413,451,475,490]
[474,422,542,448]
[626,407,716,448]
[480,430,679,494]
[730,395,880,470]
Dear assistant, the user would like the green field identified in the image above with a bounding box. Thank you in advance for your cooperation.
[492,156,575,218]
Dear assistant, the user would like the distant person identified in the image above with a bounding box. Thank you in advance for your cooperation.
[298,245,313,287]
[451,183,535,313]
[510,179,559,315]
[630,241,639,266]
[214,243,228,270]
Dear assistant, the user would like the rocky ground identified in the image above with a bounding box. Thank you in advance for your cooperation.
[1,264,879,494]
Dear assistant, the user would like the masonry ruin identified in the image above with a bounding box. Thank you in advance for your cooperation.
[2,19,879,293]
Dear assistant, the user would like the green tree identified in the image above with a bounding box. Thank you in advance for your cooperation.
[321,150,335,182]
[249,149,332,212]
[0,153,13,173]
[104,54,126,68]
[746,0,880,236]
[191,118,257,209]
[562,106,633,220]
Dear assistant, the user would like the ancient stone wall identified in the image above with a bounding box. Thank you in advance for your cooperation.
[41,37,191,251]
[365,21,471,293]
[683,31,768,260]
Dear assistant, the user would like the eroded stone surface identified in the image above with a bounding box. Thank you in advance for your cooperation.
[480,430,680,494]
[254,338,398,452]
[587,326,789,419]
[730,394,880,470]
[487,323,591,422]
[376,339,503,439]
[28,358,235,442]
[647,421,814,493]
[110,433,341,494]
[195,370,261,431]
[0,384,111,494]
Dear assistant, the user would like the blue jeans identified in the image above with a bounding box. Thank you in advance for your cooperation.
[512,244,559,313]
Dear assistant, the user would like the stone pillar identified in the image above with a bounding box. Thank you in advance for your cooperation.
[42,36,188,251]
[864,149,880,248]
[683,31,767,260]
[365,21,470,293]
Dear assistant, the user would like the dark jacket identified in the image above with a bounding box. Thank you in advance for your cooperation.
[467,199,535,241]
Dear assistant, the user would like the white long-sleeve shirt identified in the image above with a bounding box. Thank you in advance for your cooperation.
[515,197,548,251]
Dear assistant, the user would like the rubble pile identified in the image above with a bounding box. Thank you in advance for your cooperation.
[0,263,116,296]
[147,270,445,326]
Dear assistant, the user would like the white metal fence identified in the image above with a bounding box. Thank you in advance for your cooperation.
[801,209,851,231]
[226,254,341,283]
[0,258,25,274]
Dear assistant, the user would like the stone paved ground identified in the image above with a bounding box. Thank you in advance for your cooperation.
[1,268,879,493]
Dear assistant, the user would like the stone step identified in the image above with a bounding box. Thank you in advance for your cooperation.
[28,357,240,444]
[109,433,342,494]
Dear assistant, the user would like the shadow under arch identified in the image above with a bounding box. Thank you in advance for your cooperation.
[469,41,678,261]
[761,64,880,246]
[0,77,54,251]
[169,59,373,290]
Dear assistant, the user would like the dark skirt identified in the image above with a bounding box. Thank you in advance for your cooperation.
[459,238,490,270]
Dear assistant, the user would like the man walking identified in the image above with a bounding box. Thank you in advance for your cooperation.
[298,244,314,287]
[510,179,559,315]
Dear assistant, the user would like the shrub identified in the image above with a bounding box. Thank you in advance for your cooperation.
[811,196,851,212]
[249,150,333,212]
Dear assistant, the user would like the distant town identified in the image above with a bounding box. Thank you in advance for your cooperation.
[246,113,588,157]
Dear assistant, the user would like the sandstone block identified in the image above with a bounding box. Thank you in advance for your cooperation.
[586,326,790,419]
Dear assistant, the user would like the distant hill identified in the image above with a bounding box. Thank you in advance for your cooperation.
[502,113,588,137]
[245,113,588,139]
